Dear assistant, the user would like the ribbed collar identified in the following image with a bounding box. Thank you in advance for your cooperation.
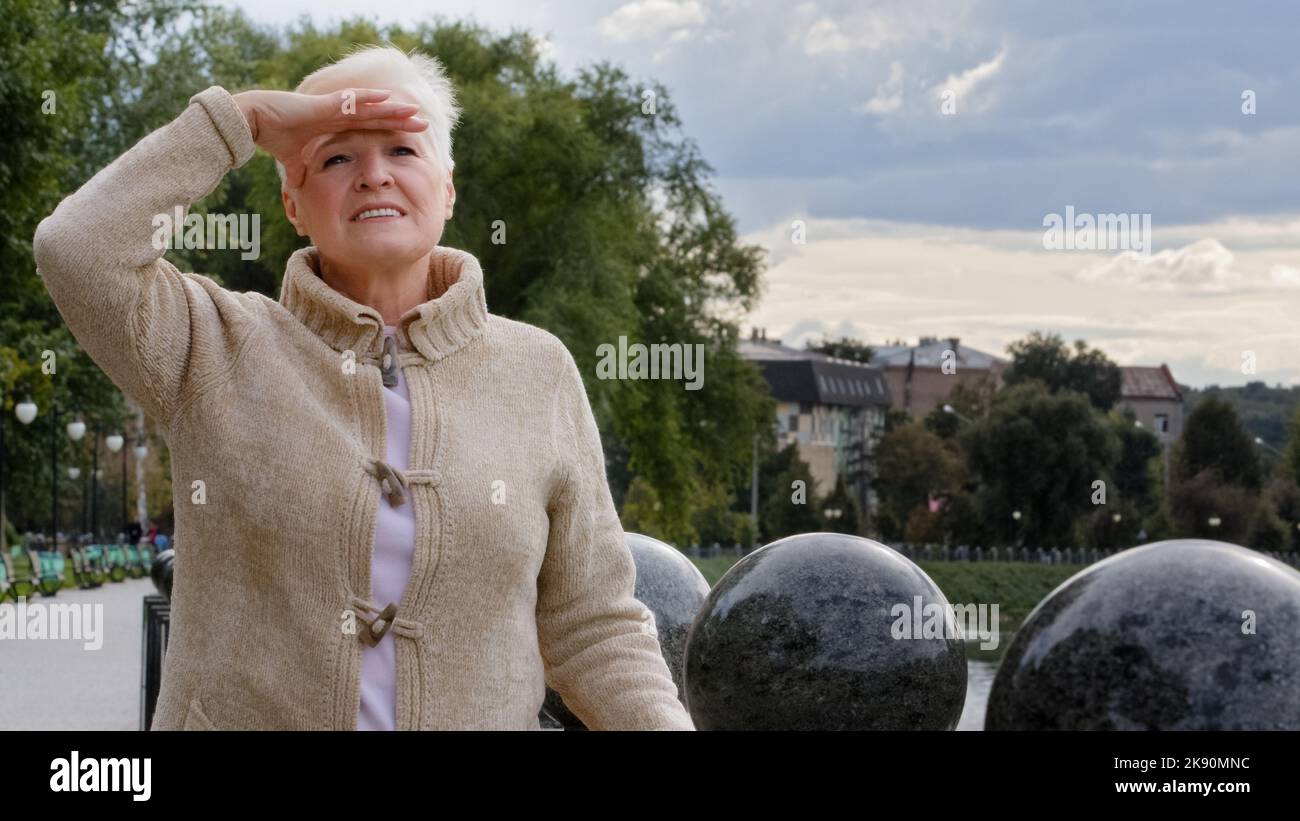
[279,245,489,362]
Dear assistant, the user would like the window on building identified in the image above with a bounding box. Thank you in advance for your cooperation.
[788,414,799,432]
[1155,413,1169,433]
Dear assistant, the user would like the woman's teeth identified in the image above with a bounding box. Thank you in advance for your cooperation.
[356,208,402,221]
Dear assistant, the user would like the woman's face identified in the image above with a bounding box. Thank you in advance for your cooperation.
[282,93,454,272]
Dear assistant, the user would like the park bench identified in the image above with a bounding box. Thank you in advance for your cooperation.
[104,545,129,582]
[124,543,148,579]
[0,552,12,601]
[0,552,37,601]
[69,546,106,589]
[27,549,66,596]
[82,545,108,586]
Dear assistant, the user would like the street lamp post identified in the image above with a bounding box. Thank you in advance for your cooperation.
[2,390,41,552]
[942,404,973,425]
[4,397,39,553]
[50,406,59,551]
[1254,437,1284,458]
[90,426,101,541]
[52,412,87,553]
[104,428,147,539]
[134,438,149,531]
[105,433,127,536]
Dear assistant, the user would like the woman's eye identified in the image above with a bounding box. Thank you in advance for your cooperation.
[324,155,348,167]
[392,146,415,156]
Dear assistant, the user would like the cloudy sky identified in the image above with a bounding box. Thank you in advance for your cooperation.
[224,0,1300,387]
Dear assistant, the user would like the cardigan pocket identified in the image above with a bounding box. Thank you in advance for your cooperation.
[183,697,217,730]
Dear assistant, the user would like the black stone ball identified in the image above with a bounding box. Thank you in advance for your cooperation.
[985,539,1300,730]
[541,532,711,730]
[150,549,175,600]
[683,532,967,730]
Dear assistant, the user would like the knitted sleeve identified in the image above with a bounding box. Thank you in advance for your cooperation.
[537,348,696,730]
[32,85,259,428]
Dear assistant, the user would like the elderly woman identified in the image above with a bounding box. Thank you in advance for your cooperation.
[34,45,694,731]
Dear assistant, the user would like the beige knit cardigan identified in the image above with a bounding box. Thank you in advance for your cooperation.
[33,85,695,731]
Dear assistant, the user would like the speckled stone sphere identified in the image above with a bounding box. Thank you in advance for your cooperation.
[985,540,1300,730]
[151,549,175,600]
[541,532,712,729]
[683,533,967,730]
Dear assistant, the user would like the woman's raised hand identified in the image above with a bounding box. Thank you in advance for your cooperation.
[232,88,429,188]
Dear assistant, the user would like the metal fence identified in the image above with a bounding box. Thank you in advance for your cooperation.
[680,540,1300,569]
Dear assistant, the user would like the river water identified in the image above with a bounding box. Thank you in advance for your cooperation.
[957,659,999,731]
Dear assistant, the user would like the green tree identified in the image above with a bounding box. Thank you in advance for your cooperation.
[691,485,756,547]
[760,444,823,540]
[1263,477,1300,551]
[1109,409,1163,514]
[1079,500,1142,550]
[1,0,201,538]
[806,336,873,364]
[5,7,775,546]
[820,474,861,536]
[1003,331,1122,411]
[618,476,661,538]
[1168,470,1257,544]
[1172,396,1261,490]
[1285,405,1300,484]
[872,421,962,540]
[961,382,1121,545]
[922,380,992,440]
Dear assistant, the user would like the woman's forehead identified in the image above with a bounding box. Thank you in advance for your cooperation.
[304,127,434,157]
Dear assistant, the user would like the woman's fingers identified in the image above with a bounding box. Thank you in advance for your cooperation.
[350,101,421,119]
[348,88,394,104]
[346,116,430,132]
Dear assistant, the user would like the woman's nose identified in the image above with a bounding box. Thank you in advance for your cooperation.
[354,152,395,190]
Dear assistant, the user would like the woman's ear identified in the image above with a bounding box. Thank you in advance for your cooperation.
[444,170,455,220]
[281,188,308,237]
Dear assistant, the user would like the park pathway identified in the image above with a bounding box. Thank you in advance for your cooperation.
[0,577,153,730]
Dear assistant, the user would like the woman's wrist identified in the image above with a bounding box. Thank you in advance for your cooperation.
[231,91,261,142]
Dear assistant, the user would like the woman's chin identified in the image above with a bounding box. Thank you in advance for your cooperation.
[335,236,432,262]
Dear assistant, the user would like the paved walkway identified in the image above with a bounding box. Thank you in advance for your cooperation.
[0,578,155,730]
[1,579,1000,731]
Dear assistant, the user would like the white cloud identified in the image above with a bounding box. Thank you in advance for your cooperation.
[532,34,556,61]
[799,1,970,56]
[1076,239,1242,293]
[863,60,905,115]
[739,216,1300,387]
[598,0,707,44]
[930,44,1007,113]
[1270,265,1300,287]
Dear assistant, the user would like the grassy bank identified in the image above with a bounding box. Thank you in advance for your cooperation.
[917,561,1079,629]
[691,554,1078,619]
[688,553,1083,660]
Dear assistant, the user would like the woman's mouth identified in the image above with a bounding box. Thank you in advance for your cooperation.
[352,207,406,222]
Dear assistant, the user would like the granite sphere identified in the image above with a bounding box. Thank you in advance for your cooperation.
[985,539,1300,730]
[151,549,175,600]
[541,532,711,729]
[683,532,967,730]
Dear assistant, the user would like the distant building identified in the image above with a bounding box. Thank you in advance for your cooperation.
[739,331,892,522]
[1118,365,1184,445]
[870,336,1008,418]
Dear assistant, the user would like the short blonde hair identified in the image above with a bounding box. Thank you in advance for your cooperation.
[275,43,461,187]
